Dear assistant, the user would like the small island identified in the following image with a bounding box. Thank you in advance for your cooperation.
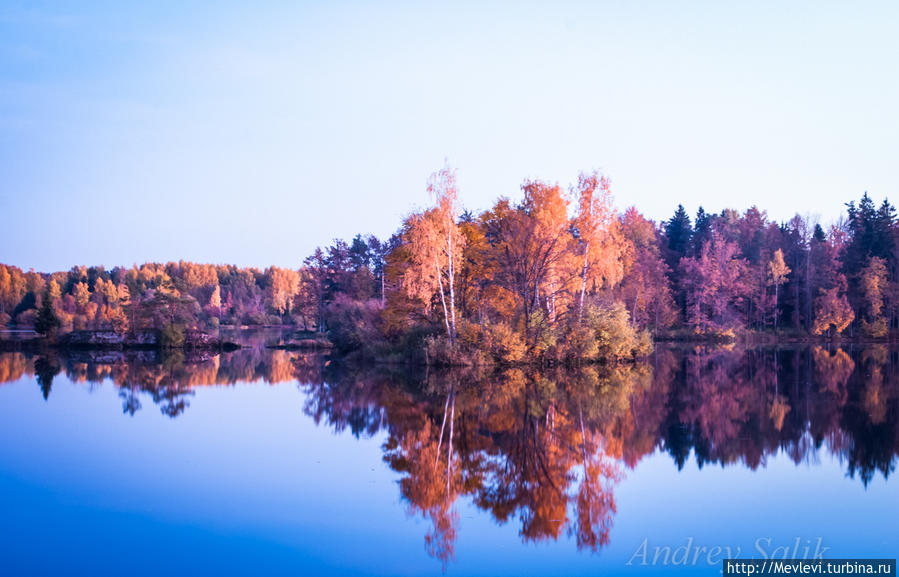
[0,174,892,365]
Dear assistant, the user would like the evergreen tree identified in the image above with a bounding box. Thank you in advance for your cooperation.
[845,193,883,274]
[812,224,826,243]
[692,206,714,256]
[664,205,692,271]
[34,289,60,336]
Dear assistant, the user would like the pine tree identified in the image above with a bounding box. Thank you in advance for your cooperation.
[34,289,60,336]
[664,205,692,270]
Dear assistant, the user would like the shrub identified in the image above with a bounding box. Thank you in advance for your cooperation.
[159,323,185,348]
[14,309,37,328]
[423,333,487,366]
[325,294,382,353]
[244,311,268,326]
[558,323,599,362]
[457,319,525,364]
[565,300,654,361]
[483,321,527,364]
[393,323,441,364]
[861,318,888,338]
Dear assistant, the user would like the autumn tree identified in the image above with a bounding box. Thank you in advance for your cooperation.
[209,285,221,316]
[572,171,622,321]
[456,211,491,323]
[808,225,853,336]
[482,181,574,348]
[0,265,26,316]
[679,233,747,333]
[73,281,90,312]
[767,249,791,332]
[266,266,301,322]
[812,286,855,336]
[365,234,391,306]
[617,208,677,334]
[402,165,465,344]
[139,279,200,330]
[859,256,889,337]
[302,248,329,332]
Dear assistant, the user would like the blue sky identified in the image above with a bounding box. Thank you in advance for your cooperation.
[2,1,898,271]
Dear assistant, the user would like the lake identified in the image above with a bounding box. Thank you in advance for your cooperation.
[0,338,896,576]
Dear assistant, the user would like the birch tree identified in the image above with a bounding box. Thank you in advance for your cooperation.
[572,171,622,321]
[403,165,465,343]
[767,249,791,331]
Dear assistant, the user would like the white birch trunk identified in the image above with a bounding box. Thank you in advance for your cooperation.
[435,392,451,467]
[446,389,455,495]
[435,257,451,342]
[579,241,590,322]
[446,224,456,344]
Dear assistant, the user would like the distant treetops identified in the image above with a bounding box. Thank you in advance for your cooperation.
[1,169,895,363]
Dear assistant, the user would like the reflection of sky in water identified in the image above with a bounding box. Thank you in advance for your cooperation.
[0,367,896,576]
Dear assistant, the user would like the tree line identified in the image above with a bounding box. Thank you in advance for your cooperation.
[2,166,897,361]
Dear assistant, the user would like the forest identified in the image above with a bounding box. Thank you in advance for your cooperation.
[2,166,898,364]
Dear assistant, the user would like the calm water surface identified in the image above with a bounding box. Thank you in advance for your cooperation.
[0,337,896,576]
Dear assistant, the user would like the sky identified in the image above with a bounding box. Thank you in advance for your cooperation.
[1,1,898,271]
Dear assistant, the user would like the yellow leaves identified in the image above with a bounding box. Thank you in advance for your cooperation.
[812,287,854,335]
[524,180,569,240]
[402,209,446,310]
[48,279,62,302]
[574,173,627,292]
[24,269,45,296]
[398,167,631,355]
[209,285,221,309]
[136,263,172,289]
[83,301,99,324]
[266,266,301,316]
[181,261,218,289]
[427,163,460,225]
[117,283,131,306]
[106,306,129,334]
[620,207,656,249]
[72,281,91,310]
[93,277,120,306]
[401,167,466,338]
[859,256,889,337]
[456,319,526,364]
[766,249,791,286]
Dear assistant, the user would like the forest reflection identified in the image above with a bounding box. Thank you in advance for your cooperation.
[1,344,897,565]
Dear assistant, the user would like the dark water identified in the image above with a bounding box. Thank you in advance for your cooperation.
[0,338,896,576]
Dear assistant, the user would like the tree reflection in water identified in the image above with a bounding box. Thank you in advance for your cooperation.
[0,344,897,565]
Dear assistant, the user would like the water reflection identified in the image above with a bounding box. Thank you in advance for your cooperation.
[1,347,319,417]
[1,344,897,567]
